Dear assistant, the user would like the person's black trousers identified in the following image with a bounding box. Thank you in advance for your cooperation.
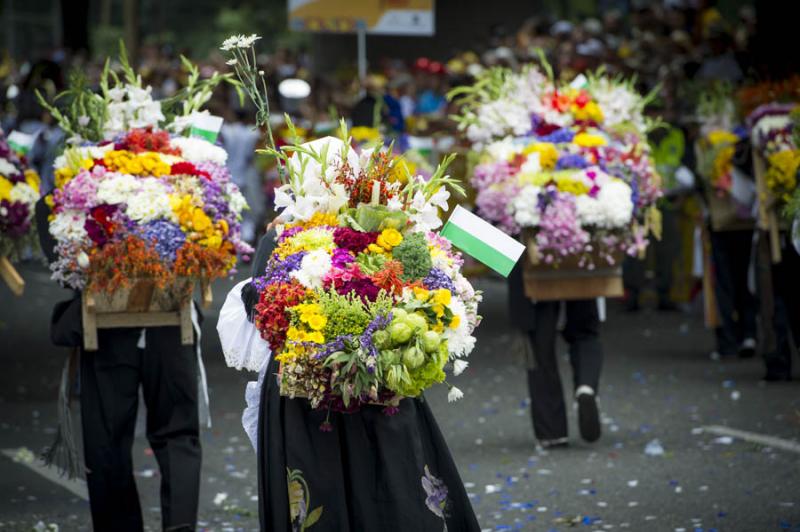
[80,326,201,532]
[765,241,800,378]
[709,229,757,356]
[526,299,603,441]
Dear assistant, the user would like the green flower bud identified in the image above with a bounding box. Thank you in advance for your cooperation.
[402,345,425,369]
[421,330,441,353]
[390,322,413,345]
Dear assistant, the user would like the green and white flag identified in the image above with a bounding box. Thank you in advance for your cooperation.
[7,131,35,155]
[189,114,224,143]
[440,205,525,277]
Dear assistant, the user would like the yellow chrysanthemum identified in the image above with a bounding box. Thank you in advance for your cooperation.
[307,314,327,331]
[449,314,461,329]
[433,289,452,306]
[377,228,403,250]
[413,287,430,301]
[367,243,387,255]
[0,177,12,202]
[288,212,339,230]
[571,101,604,123]
[573,132,607,148]
[523,143,559,170]
[104,150,170,176]
[24,170,41,193]
[707,130,739,146]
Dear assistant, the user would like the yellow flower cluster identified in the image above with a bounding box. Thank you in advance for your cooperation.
[275,227,335,259]
[104,150,171,177]
[285,302,327,346]
[0,170,41,202]
[523,143,559,170]
[368,228,403,255]
[573,132,608,148]
[571,101,604,123]
[766,149,800,200]
[0,177,11,202]
[292,212,339,229]
[412,287,459,332]
[25,170,41,193]
[707,130,739,147]
[55,158,94,189]
[350,126,381,143]
[170,194,227,249]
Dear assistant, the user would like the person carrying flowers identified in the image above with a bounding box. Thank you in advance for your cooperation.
[36,46,249,531]
[217,35,482,531]
[450,63,663,448]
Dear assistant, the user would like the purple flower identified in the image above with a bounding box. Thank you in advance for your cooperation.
[421,466,448,519]
[538,127,575,144]
[139,220,186,263]
[423,268,455,292]
[254,251,306,290]
[359,312,393,366]
[331,248,355,268]
[556,153,589,170]
[0,200,31,238]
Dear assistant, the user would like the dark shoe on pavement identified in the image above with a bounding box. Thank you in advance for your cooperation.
[576,386,601,443]
[738,338,756,359]
[540,437,569,449]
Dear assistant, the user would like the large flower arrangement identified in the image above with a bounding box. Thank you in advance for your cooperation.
[0,130,41,261]
[748,103,800,205]
[252,130,481,418]
[694,84,747,196]
[451,66,661,267]
[39,46,251,292]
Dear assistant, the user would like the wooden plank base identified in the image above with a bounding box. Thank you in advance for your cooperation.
[0,256,24,296]
[524,273,623,301]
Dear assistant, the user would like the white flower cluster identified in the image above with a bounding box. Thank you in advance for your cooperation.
[575,179,634,229]
[53,144,114,171]
[171,137,229,165]
[124,178,175,223]
[512,185,542,227]
[220,34,262,51]
[9,182,39,205]
[290,248,332,290]
[104,84,165,139]
[589,78,646,134]
[50,209,89,242]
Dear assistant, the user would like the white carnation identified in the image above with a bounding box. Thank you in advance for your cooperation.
[96,173,140,205]
[50,209,88,242]
[124,178,174,223]
[290,249,332,290]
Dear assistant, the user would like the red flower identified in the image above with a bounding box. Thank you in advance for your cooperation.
[171,161,211,180]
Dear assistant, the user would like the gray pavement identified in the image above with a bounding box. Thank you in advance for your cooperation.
[1,263,799,531]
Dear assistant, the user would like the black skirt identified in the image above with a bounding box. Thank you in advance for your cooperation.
[257,358,481,532]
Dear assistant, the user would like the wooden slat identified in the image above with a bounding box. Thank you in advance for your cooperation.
[95,311,182,329]
[200,280,213,309]
[179,298,194,345]
[81,292,98,351]
[0,256,24,296]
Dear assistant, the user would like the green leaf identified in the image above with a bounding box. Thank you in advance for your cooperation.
[304,506,323,528]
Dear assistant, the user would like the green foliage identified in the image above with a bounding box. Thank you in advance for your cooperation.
[317,290,372,339]
[391,232,432,282]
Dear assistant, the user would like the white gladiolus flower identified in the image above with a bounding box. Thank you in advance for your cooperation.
[447,386,464,403]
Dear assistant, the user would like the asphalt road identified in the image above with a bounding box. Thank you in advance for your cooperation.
[1,262,798,531]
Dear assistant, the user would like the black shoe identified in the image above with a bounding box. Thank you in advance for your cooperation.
[576,388,601,443]
[657,300,679,312]
[763,371,792,382]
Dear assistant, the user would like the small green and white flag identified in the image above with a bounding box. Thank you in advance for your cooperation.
[440,205,525,277]
[7,131,35,155]
[189,114,224,143]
